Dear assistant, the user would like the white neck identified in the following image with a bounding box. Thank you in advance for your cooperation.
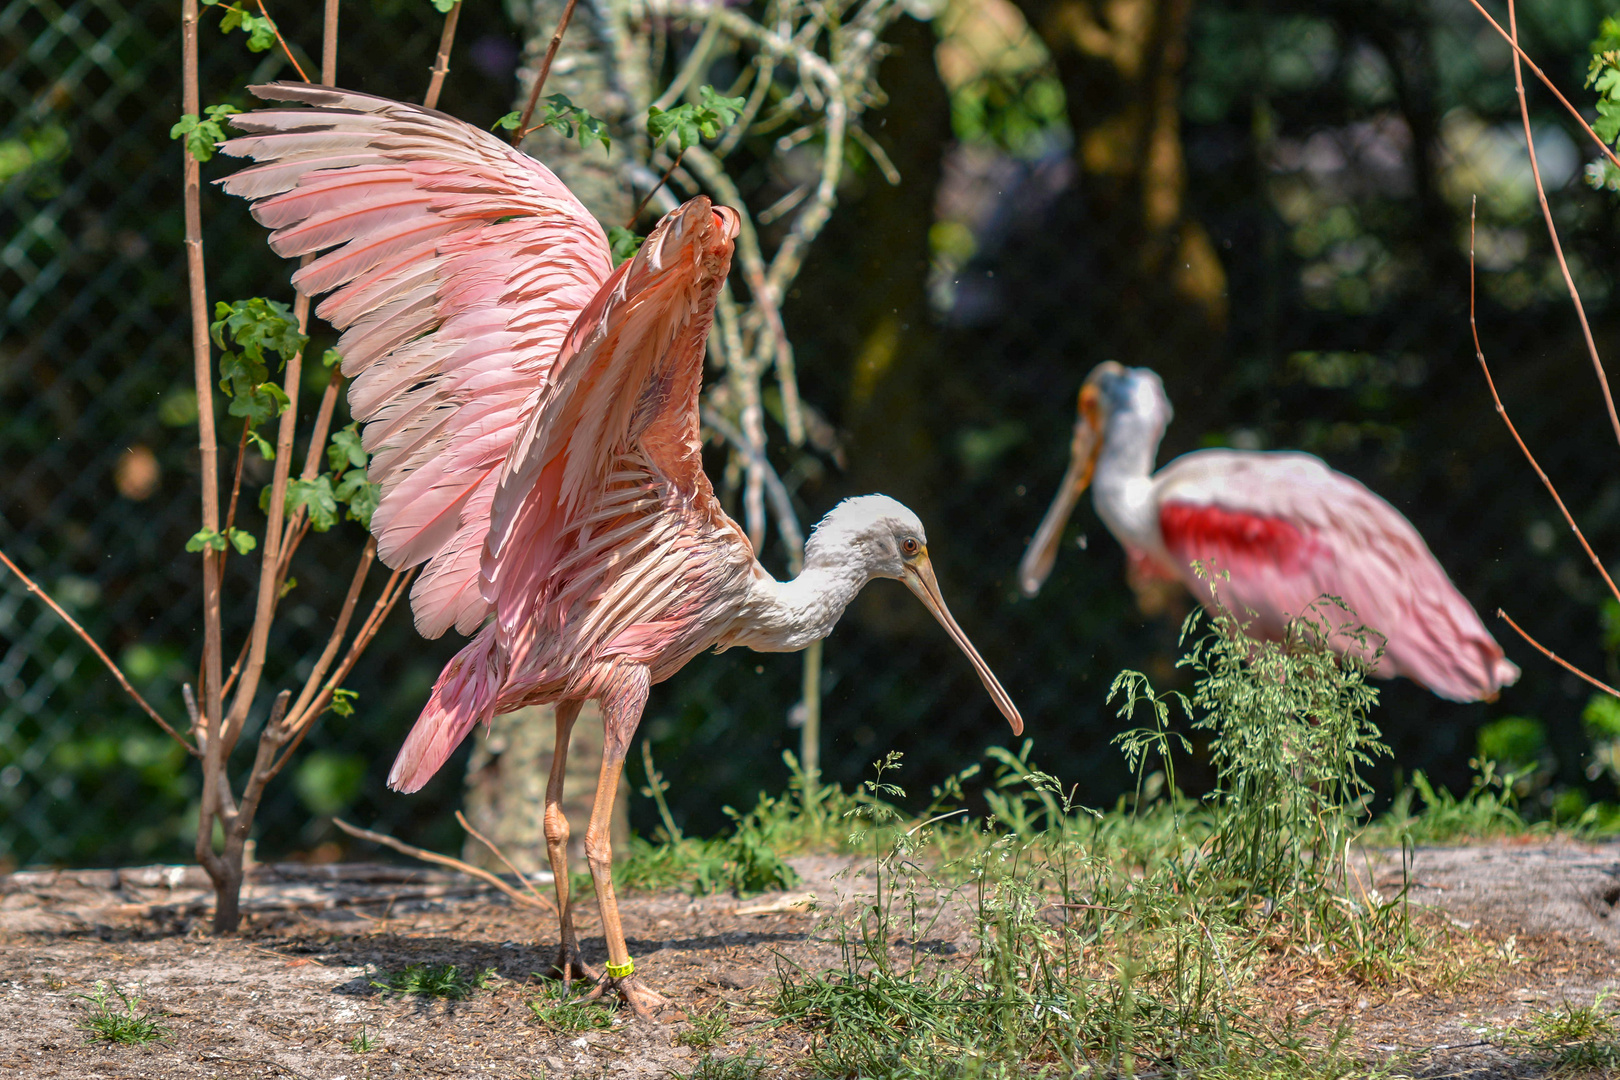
[1092,409,1168,553]
[734,559,870,653]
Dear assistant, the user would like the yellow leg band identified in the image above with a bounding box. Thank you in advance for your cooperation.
[605,958,634,979]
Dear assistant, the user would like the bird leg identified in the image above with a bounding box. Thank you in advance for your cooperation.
[579,667,671,1018]
[543,699,597,986]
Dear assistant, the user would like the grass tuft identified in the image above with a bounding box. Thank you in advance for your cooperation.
[526,983,615,1032]
[76,982,168,1045]
[674,1004,734,1050]
[668,1052,771,1080]
[370,962,493,1000]
[348,1021,377,1053]
[1500,992,1620,1073]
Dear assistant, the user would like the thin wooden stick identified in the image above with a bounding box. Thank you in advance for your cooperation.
[455,810,554,909]
[252,0,311,83]
[0,549,195,754]
[1497,609,1620,699]
[1506,0,1620,449]
[319,0,338,84]
[283,539,376,727]
[425,1,462,110]
[627,149,686,226]
[1469,201,1620,608]
[333,818,557,912]
[1465,0,1620,172]
[514,0,581,144]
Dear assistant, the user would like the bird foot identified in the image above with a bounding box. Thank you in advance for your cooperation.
[583,972,672,1020]
[547,943,600,988]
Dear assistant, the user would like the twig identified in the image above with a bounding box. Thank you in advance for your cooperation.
[1464,0,1620,173]
[223,420,250,537]
[1470,201,1620,607]
[515,0,581,143]
[282,539,376,728]
[1497,609,1620,698]
[252,0,311,83]
[628,148,687,226]
[700,406,804,561]
[1506,0,1620,448]
[320,0,338,85]
[0,548,195,755]
[332,818,557,912]
[425,0,461,110]
[454,810,554,909]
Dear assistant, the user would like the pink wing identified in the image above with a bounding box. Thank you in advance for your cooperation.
[218,82,612,638]
[481,197,746,649]
[1153,449,1520,702]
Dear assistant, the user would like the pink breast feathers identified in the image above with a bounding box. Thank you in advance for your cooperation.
[1158,501,1321,574]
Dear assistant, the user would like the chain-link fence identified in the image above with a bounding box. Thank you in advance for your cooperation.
[6,0,1620,869]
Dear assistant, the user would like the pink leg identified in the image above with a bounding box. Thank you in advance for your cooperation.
[543,700,596,985]
[579,666,670,1018]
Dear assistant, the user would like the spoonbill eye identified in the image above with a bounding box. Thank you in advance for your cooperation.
[901,537,921,557]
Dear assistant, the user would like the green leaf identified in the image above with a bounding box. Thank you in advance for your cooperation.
[527,95,612,152]
[1585,693,1620,739]
[335,471,380,528]
[607,226,644,264]
[1598,98,1620,146]
[698,85,746,130]
[492,111,522,132]
[286,476,340,531]
[647,85,746,151]
[225,527,258,555]
[430,0,458,11]
[245,428,275,460]
[327,422,368,472]
[322,347,342,369]
[328,687,359,718]
[186,528,228,553]
[170,105,238,162]
[279,576,298,599]
[211,297,306,368]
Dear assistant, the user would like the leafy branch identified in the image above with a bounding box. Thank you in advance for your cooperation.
[496,93,609,151]
[170,104,241,163]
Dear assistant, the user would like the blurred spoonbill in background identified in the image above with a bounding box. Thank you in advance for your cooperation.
[1019,362,1518,703]
[221,84,1021,1015]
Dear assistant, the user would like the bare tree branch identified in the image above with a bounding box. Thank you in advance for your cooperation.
[333,818,557,912]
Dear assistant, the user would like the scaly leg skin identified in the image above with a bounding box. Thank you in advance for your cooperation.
[543,700,597,986]
[580,668,672,1018]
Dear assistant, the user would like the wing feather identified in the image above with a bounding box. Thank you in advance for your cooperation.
[218,82,612,638]
[1154,450,1518,701]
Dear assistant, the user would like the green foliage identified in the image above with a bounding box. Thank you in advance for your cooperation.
[262,424,377,531]
[203,0,279,52]
[371,963,493,1000]
[1588,18,1620,189]
[607,226,645,264]
[1500,990,1620,1072]
[327,687,359,718]
[76,983,168,1045]
[492,111,522,132]
[292,749,365,815]
[348,1022,378,1053]
[185,527,257,555]
[527,983,615,1031]
[950,71,1067,159]
[674,1006,733,1050]
[211,297,303,430]
[647,86,746,151]
[1376,761,1531,844]
[0,124,69,188]
[170,104,240,162]
[667,1054,770,1080]
[428,0,457,12]
[529,94,610,152]
[1476,716,1546,774]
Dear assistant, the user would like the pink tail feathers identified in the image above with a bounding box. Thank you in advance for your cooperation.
[387,626,504,793]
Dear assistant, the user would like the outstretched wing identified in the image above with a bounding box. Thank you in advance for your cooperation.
[480,197,745,646]
[218,83,612,638]
[1154,449,1519,701]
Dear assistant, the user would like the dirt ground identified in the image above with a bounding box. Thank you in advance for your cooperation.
[2,841,1620,1078]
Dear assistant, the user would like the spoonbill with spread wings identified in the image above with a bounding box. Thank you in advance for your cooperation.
[221,83,1022,1015]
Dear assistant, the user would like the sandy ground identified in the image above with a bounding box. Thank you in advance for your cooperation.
[1,842,1619,1078]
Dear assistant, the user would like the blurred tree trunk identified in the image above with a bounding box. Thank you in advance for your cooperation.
[1009,0,1226,381]
[459,0,641,873]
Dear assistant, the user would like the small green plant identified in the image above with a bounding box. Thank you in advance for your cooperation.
[349,1022,377,1053]
[76,983,169,1045]
[526,983,615,1032]
[1501,991,1620,1073]
[668,1052,770,1080]
[371,963,493,1000]
[675,1005,734,1050]
[1589,17,1620,191]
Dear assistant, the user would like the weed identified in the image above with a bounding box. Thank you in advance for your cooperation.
[76,982,168,1045]
[1499,992,1620,1072]
[674,1005,733,1050]
[348,1021,377,1053]
[370,962,493,1000]
[527,983,615,1032]
[667,1052,770,1080]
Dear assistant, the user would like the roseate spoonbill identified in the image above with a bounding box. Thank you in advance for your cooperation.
[1019,362,1519,702]
[221,84,1021,1014]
